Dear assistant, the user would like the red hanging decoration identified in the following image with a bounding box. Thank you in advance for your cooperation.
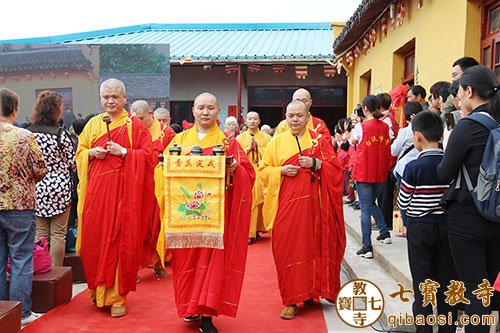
[295,65,308,79]
[272,64,285,73]
[346,51,354,67]
[381,15,388,36]
[398,0,406,27]
[323,65,336,78]
[248,64,261,73]
[225,64,238,74]
[370,28,378,47]
[354,43,362,58]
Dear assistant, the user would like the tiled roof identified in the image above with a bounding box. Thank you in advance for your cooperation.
[333,0,390,54]
[2,23,334,63]
[100,74,169,101]
[0,47,92,74]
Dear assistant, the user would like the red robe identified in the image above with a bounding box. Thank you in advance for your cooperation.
[79,115,154,296]
[140,125,177,267]
[160,126,255,318]
[261,129,346,305]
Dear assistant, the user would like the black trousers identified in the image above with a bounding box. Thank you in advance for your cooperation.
[407,221,458,333]
[377,171,395,229]
[448,202,500,333]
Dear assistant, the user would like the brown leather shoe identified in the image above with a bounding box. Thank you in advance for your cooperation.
[111,305,126,318]
[280,305,298,320]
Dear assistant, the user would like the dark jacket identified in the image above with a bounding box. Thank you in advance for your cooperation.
[437,104,490,205]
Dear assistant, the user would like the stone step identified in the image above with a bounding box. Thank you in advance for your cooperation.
[343,229,415,332]
[343,204,412,288]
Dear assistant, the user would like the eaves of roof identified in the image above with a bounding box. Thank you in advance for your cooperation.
[2,23,335,64]
[333,0,390,55]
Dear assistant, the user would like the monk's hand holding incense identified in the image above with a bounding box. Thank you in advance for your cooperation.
[281,165,300,177]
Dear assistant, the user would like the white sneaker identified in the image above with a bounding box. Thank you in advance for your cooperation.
[21,312,41,326]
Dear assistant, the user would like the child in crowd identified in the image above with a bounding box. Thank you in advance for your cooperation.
[397,111,457,333]
[391,102,424,237]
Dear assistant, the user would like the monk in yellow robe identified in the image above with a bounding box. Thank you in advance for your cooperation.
[155,92,254,333]
[131,100,176,279]
[236,111,271,244]
[260,100,345,320]
[76,79,155,318]
[274,88,331,140]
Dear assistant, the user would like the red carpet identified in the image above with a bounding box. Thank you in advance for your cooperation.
[21,236,328,332]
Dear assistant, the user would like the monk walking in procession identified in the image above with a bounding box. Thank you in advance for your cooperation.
[155,92,255,333]
[76,79,155,317]
[260,100,346,320]
[236,111,271,244]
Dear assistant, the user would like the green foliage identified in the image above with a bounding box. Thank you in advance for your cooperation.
[0,44,13,52]
[180,186,191,198]
[99,44,169,74]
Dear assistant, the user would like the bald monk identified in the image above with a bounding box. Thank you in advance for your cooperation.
[131,101,176,279]
[154,107,172,128]
[76,79,154,317]
[260,100,346,320]
[274,88,331,139]
[155,92,255,333]
[236,111,271,244]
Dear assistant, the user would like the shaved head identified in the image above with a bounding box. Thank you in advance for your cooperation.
[246,111,260,120]
[131,100,154,128]
[194,92,219,107]
[100,78,126,95]
[292,88,312,111]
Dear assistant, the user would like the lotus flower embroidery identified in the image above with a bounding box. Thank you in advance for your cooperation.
[178,183,212,218]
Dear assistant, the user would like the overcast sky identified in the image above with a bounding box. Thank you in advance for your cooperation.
[0,0,363,40]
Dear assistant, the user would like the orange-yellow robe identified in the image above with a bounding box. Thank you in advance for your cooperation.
[76,110,154,307]
[274,115,331,140]
[236,129,271,238]
[155,124,255,317]
[140,118,176,268]
[260,128,345,305]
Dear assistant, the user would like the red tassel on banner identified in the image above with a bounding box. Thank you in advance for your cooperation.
[295,65,308,79]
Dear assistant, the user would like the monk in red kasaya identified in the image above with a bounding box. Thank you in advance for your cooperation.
[260,100,346,320]
[155,92,255,333]
[76,79,155,318]
[131,100,176,279]
[273,88,331,140]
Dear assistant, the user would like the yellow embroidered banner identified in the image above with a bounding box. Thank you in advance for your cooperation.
[164,155,226,249]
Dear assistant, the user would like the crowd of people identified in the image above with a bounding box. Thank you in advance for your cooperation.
[0,56,499,333]
[331,58,500,333]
